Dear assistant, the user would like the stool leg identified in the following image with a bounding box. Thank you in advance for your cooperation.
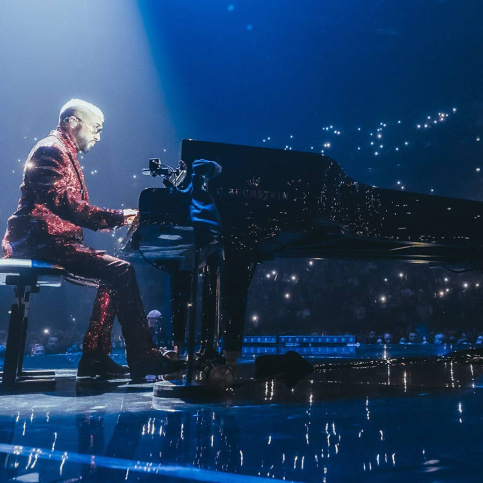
[3,285,29,388]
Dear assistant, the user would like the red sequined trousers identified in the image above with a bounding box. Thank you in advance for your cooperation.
[33,242,156,367]
[84,285,116,355]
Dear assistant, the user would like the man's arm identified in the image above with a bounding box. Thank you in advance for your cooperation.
[26,145,125,231]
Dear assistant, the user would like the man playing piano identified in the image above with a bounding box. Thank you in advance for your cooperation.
[2,99,183,380]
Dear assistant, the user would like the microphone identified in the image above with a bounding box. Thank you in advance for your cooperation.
[142,158,174,177]
[141,158,187,187]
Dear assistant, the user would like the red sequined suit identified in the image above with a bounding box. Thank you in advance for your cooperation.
[2,128,156,366]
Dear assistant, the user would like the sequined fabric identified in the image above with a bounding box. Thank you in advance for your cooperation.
[2,128,124,256]
[2,127,156,367]
[59,251,156,366]
[83,286,115,353]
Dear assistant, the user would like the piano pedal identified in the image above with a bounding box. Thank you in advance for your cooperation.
[198,361,234,388]
[194,348,226,368]
[193,348,234,387]
[207,364,235,388]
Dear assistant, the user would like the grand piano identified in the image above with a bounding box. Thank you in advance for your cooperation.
[116,139,483,353]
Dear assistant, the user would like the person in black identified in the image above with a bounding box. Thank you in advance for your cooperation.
[165,159,224,363]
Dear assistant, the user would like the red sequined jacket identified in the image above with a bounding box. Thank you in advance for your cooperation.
[2,128,124,258]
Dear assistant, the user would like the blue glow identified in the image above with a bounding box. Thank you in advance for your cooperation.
[0,443,282,483]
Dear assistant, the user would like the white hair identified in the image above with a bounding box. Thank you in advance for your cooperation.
[59,99,104,125]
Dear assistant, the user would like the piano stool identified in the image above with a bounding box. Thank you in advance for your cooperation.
[0,258,65,389]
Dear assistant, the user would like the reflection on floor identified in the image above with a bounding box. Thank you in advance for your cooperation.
[1,347,483,482]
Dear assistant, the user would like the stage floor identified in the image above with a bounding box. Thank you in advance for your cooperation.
[0,348,483,482]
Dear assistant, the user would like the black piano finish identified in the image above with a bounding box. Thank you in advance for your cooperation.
[117,188,196,271]
[181,140,483,264]
[117,140,483,352]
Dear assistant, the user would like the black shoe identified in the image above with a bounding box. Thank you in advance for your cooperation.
[98,353,130,377]
[77,352,130,379]
[130,356,186,381]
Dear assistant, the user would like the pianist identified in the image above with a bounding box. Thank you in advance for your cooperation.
[2,99,183,380]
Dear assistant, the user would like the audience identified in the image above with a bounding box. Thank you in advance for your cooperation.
[246,259,483,346]
[7,258,483,355]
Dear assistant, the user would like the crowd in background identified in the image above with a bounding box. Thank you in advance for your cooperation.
[246,259,483,346]
[6,258,483,355]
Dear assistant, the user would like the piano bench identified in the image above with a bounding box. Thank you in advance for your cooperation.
[0,259,65,389]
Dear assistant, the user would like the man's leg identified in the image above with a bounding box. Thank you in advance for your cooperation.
[40,243,183,377]
[107,260,159,367]
[78,285,129,377]
[83,285,115,354]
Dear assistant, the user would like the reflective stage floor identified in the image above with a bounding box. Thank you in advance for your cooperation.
[1,347,483,482]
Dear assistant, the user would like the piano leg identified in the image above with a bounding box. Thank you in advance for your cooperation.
[186,249,200,382]
[186,245,225,382]
[223,253,254,354]
[199,247,223,357]
[170,270,192,358]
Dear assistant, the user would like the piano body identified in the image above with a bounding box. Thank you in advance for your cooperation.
[117,139,483,352]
